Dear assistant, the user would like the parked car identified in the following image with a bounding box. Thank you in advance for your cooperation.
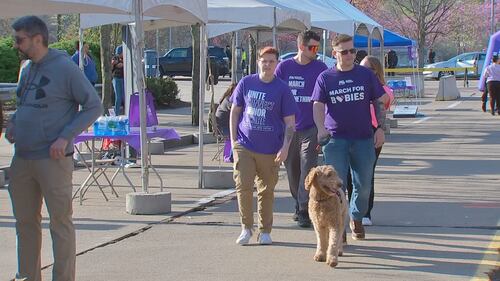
[423,52,486,79]
[279,52,337,68]
[158,46,229,84]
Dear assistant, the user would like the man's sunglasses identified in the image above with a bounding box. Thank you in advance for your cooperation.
[336,48,357,55]
[307,45,319,52]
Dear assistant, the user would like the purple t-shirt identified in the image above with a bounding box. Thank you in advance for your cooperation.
[311,65,385,139]
[232,74,298,154]
[275,58,328,131]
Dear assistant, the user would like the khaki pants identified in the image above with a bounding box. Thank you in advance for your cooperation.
[8,156,75,281]
[233,144,279,233]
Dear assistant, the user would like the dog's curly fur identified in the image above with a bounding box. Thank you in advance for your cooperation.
[305,165,347,268]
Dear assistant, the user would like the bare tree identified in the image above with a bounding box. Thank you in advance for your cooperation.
[390,0,456,67]
[0,19,14,37]
[100,24,113,112]
[191,23,200,126]
[56,15,63,41]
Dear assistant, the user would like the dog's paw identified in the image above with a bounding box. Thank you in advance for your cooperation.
[314,253,326,262]
[326,256,338,267]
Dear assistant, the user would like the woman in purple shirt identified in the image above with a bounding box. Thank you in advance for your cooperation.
[230,47,298,245]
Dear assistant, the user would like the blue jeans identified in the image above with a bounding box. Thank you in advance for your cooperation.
[113,77,124,115]
[322,137,375,221]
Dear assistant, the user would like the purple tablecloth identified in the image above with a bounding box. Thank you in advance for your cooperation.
[74,128,180,151]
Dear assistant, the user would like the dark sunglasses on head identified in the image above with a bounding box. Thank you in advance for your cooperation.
[307,45,319,52]
[337,48,357,55]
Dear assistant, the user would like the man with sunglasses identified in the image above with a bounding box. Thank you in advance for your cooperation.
[275,30,327,228]
[312,34,389,241]
[6,16,102,281]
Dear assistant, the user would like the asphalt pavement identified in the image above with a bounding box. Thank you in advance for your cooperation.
[0,78,498,281]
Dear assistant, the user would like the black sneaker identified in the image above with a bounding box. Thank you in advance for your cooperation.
[292,205,299,221]
[297,210,312,228]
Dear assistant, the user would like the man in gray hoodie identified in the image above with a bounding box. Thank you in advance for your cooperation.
[6,16,103,281]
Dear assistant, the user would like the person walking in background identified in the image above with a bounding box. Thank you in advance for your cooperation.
[355,49,368,65]
[230,46,298,245]
[428,48,436,64]
[71,41,98,86]
[241,48,247,75]
[346,55,394,226]
[386,49,398,76]
[225,45,232,75]
[6,16,103,281]
[216,83,237,137]
[483,55,500,115]
[312,34,388,241]
[275,30,327,228]
[112,45,125,115]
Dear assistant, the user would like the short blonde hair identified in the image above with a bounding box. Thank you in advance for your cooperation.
[332,34,353,48]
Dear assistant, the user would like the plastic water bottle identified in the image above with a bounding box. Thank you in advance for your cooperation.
[117,116,128,135]
[107,116,118,136]
[94,116,107,136]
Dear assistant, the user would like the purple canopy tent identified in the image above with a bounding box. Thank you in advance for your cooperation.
[478,30,500,91]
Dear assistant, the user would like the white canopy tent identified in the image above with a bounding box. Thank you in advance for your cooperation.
[55,0,208,191]
[0,0,123,18]
[271,0,381,36]
[79,0,310,188]
[206,0,311,45]
[271,0,383,59]
[0,0,208,192]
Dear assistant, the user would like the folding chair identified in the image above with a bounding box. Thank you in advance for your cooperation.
[209,109,228,164]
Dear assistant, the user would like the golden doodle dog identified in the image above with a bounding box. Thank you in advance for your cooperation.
[305,165,347,268]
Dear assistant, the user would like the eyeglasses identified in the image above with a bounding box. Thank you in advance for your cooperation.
[336,48,357,56]
[307,45,319,52]
[259,59,277,65]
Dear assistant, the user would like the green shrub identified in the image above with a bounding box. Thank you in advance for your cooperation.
[0,37,103,83]
[146,77,179,106]
[0,37,20,83]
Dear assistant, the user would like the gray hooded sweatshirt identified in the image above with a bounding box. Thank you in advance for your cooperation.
[12,49,103,159]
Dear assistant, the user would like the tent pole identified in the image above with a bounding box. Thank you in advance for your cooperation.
[155,29,159,77]
[231,32,237,83]
[132,0,149,193]
[198,23,207,189]
[256,30,259,74]
[78,25,84,71]
[367,32,372,56]
[272,7,277,47]
[322,29,326,62]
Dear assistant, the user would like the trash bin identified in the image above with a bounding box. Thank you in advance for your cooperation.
[144,49,158,77]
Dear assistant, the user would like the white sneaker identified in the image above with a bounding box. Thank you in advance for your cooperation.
[362,217,373,226]
[258,232,272,245]
[236,228,252,245]
[125,161,140,168]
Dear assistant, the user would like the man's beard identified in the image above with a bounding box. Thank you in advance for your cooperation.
[18,50,29,61]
